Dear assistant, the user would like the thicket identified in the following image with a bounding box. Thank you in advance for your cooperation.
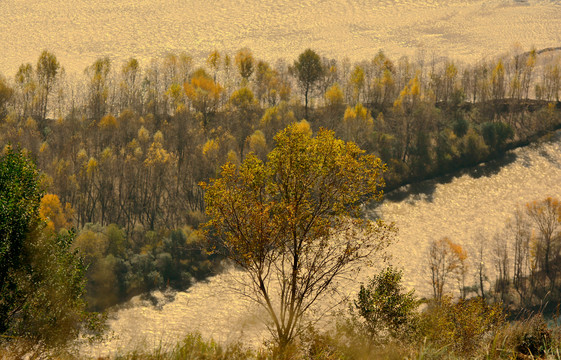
[2,47,561,311]
[0,147,103,355]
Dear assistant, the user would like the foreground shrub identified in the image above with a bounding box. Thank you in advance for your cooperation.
[418,296,506,357]
[352,266,419,343]
[488,314,556,359]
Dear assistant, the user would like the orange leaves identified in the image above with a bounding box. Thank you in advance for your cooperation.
[184,68,223,127]
[428,237,468,301]
[184,72,222,102]
[39,193,74,232]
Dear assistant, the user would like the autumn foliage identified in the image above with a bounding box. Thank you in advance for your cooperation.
[202,123,394,349]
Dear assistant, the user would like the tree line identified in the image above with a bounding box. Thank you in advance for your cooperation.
[428,196,561,315]
[1,47,561,232]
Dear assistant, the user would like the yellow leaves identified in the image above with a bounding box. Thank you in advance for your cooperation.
[39,193,74,232]
[166,83,184,103]
[344,103,372,125]
[382,68,394,86]
[153,130,164,144]
[100,147,113,161]
[325,84,344,107]
[343,108,356,122]
[202,139,219,157]
[77,148,87,163]
[393,75,421,111]
[138,126,150,143]
[410,75,420,96]
[98,114,117,129]
[445,63,458,80]
[226,150,240,165]
[351,65,365,86]
[292,119,312,137]
[134,146,143,159]
[247,130,268,160]
[492,60,505,86]
[260,102,297,137]
[429,237,468,300]
[202,122,390,285]
[343,103,374,146]
[145,133,171,166]
[526,48,536,68]
[86,157,98,174]
[25,117,37,130]
[525,197,561,219]
[39,142,48,153]
[207,50,221,71]
[235,48,255,81]
[73,229,108,261]
[229,87,255,108]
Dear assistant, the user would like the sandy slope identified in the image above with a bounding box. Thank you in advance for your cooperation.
[1,0,560,76]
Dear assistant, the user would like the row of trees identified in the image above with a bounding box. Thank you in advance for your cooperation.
[427,197,561,312]
[73,222,221,311]
[2,47,561,235]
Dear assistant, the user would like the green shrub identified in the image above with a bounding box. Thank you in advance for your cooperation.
[352,267,419,343]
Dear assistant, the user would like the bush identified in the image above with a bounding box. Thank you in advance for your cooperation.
[418,296,505,357]
[352,267,419,343]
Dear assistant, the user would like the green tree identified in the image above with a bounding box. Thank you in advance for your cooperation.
[202,124,394,351]
[0,146,95,348]
[293,49,324,119]
[353,267,419,342]
[0,147,42,314]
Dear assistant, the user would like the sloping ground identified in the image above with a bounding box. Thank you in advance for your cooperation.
[1,0,560,75]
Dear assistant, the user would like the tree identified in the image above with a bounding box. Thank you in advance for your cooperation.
[36,50,60,122]
[0,147,42,309]
[0,146,95,349]
[353,267,418,342]
[293,49,324,119]
[525,197,561,286]
[15,63,36,119]
[184,68,223,129]
[235,48,255,85]
[428,237,467,301]
[202,124,393,350]
[85,57,111,120]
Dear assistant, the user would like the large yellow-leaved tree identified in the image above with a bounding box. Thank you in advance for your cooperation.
[202,123,394,350]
